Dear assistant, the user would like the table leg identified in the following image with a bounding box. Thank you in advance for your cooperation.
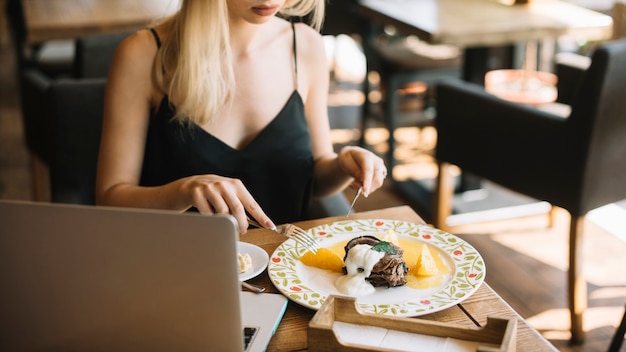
[462,45,516,86]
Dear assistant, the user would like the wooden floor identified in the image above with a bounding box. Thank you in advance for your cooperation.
[1,13,625,352]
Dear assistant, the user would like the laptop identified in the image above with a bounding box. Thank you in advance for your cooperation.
[0,200,287,352]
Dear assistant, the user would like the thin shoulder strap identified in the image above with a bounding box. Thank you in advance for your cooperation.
[291,20,298,90]
[149,27,162,49]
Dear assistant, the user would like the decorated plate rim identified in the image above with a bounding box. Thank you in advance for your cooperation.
[268,219,485,317]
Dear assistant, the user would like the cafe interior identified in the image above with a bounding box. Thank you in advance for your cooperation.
[1,0,626,351]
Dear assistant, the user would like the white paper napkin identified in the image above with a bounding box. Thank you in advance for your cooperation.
[332,321,489,352]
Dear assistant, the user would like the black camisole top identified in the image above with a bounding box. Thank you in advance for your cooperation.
[140,24,314,224]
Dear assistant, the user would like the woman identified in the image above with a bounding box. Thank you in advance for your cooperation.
[96,0,387,234]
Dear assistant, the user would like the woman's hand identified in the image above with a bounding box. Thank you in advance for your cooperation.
[177,175,275,234]
[337,146,387,197]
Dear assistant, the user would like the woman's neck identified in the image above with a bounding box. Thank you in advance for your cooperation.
[228,17,281,57]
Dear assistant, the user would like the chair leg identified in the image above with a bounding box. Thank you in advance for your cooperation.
[359,70,371,147]
[433,161,453,231]
[547,205,558,228]
[608,303,626,352]
[29,153,50,202]
[384,74,400,170]
[568,215,587,344]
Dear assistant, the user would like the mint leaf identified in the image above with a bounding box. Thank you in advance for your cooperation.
[371,241,396,255]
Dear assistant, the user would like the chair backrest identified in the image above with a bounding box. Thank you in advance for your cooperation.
[19,69,54,164]
[73,31,131,78]
[321,0,366,36]
[567,39,626,214]
[47,78,107,205]
[19,31,130,166]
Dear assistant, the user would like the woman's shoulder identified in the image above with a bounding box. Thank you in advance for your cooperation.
[106,28,162,97]
[293,20,323,43]
[115,28,160,60]
[107,27,161,82]
[292,21,325,62]
[289,20,324,60]
[271,16,323,44]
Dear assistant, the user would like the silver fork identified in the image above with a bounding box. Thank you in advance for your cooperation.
[247,217,319,254]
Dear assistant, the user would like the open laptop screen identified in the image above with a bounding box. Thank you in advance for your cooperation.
[0,200,246,351]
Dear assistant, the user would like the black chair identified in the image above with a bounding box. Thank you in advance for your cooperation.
[18,31,131,201]
[432,39,626,343]
[73,31,132,78]
[46,78,107,204]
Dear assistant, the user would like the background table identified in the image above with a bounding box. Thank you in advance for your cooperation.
[359,0,613,81]
[21,0,181,44]
[359,0,612,47]
[242,206,557,351]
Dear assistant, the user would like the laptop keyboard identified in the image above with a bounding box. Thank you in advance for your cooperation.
[243,326,258,351]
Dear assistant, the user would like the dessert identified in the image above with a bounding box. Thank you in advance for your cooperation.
[342,235,408,288]
[297,232,448,296]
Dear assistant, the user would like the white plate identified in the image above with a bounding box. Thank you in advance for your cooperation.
[268,219,486,317]
[238,242,269,281]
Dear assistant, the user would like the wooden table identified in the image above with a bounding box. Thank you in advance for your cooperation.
[358,0,613,80]
[242,206,557,351]
[21,0,181,45]
[358,0,613,47]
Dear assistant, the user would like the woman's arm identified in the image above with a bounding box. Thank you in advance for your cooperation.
[96,30,169,209]
[298,25,386,198]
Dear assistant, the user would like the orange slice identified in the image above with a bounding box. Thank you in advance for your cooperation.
[415,244,438,276]
[300,248,344,273]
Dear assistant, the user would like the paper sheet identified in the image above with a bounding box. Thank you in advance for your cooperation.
[332,321,487,352]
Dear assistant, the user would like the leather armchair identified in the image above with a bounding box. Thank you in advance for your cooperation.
[73,31,132,78]
[47,78,107,205]
[18,31,131,201]
[432,39,626,343]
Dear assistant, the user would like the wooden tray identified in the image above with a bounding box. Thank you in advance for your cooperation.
[308,295,517,351]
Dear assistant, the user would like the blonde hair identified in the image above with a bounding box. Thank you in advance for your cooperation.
[153,0,325,125]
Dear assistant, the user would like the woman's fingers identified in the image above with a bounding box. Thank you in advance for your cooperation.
[183,175,274,234]
[340,146,386,196]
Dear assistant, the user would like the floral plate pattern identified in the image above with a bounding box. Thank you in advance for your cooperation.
[268,219,485,317]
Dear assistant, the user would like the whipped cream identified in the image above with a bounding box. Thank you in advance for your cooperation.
[335,244,385,296]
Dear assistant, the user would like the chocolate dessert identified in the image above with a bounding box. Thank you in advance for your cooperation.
[343,235,408,288]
